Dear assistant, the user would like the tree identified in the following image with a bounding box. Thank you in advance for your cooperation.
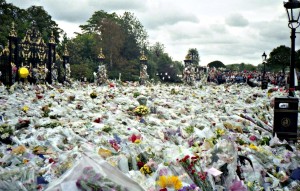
[150,42,165,57]
[188,48,200,66]
[268,45,290,74]
[207,60,225,68]
[25,6,61,42]
[120,12,148,49]
[0,1,62,47]
[0,0,23,46]
[101,18,124,70]
[79,11,125,71]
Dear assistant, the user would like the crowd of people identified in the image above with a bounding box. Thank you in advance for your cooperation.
[207,69,289,87]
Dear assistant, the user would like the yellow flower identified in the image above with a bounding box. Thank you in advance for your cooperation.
[216,128,225,136]
[157,176,167,188]
[170,175,182,190]
[247,181,253,187]
[23,159,29,164]
[12,145,27,155]
[249,143,258,151]
[22,105,29,113]
[157,175,182,190]
[134,139,141,144]
[140,164,152,175]
[133,105,149,116]
[98,148,112,158]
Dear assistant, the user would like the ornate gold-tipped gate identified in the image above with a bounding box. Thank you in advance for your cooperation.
[0,22,58,86]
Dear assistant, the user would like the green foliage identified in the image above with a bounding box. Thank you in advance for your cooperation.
[133,92,140,98]
[225,63,257,72]
[71,60,96,81]
[184,126,195,135]
[0,2,62,47]
[268,45,290,73]
[188,48,200,66]
[207,60,226,68]
[102,125,112,133]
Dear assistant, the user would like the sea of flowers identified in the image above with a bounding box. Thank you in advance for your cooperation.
[0,80,299,191]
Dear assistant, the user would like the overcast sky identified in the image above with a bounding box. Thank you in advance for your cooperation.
[7,0,300,66]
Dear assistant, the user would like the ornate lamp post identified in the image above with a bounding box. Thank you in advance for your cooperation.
[47,31,56,84]
[184,54,192,67]
[261,52,268,89]
[8,22,18,86]
[139,50,148,85]
[98,48,105,64]
[62,46,69,82]
[183,54,195,85]
[95,48,107,85]
[284,0,300,97]
[272,0,300,143]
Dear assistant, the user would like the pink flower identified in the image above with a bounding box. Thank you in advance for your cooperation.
[146,159,158,169]
[229,179,247,191]
[249,135,257,141]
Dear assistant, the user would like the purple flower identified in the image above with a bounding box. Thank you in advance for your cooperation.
[159,168,169,176]
[178,184,199,191]
[113,133,122,144]
[229,179,247,191]
[188,137,195,147]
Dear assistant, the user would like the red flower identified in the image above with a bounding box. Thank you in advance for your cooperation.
[137,161,144,169]
[94,118,101,123]
[198,172,207,181]
[36,94,43,99]
[128,134,141,143]
[49,158,55,163]
[160,188,168,191]
[109,83,115,88]
[108,140,120,151]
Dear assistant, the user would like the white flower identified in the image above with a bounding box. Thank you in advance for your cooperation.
[1,133,9,139]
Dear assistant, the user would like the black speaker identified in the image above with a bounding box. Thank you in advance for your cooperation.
[261,80,268,90]
[273,97,298,142]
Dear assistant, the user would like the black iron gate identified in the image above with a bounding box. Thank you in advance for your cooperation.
[0,22,58,86]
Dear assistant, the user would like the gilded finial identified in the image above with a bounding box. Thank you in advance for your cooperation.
[185,54,192,61]
[1,46,9,56]
[9,22,17,37]
[63,46,69,57]
[140,50,147,61]
[98,48,105,60]
[49,31,55,44]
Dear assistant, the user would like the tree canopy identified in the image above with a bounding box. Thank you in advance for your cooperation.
[207,60,225,68]
[187,48,200,66]
[267,45,290,73]
[0,0,62,47]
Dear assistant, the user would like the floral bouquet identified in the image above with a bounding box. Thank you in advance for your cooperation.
[133,105,149,116]
[0,124,13,144]
[90,91,97,99]
[156,175,183,190]
[68,95,75,102]
[15,119,30,130]
[76,166,123,191]
[177,155,213,191]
